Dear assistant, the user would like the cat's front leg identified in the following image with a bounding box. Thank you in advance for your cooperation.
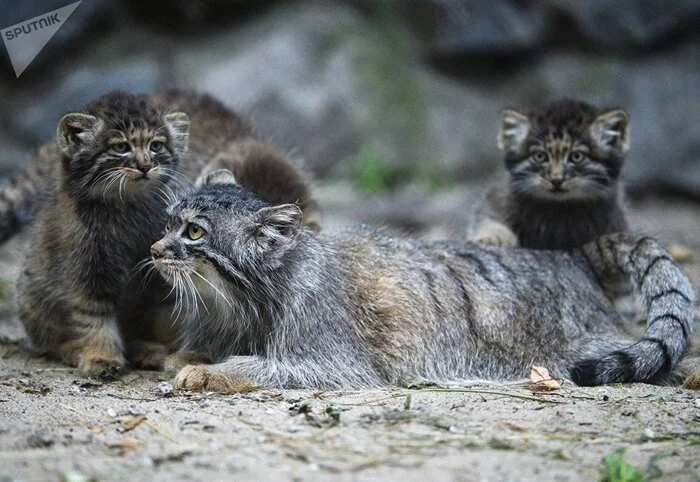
[174,356,261,393]
[58,305,126,379]
[470,219,519,247]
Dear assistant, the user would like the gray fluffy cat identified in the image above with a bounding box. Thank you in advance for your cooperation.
[150,170,694,391]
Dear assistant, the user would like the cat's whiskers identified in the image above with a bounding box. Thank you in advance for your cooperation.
[154,185,179,207]
[129,258,160,292]
[118,175,126,203]
[190,269,234,310]
[91,168,125,200]
[185,270,209,316]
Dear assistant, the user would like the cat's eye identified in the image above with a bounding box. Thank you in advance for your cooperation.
[111,142,130,154]
[531,151,548,164]
[569,151,586,164]
[150,140,165,152]
[165,216,173,232]
[187,223,205,240]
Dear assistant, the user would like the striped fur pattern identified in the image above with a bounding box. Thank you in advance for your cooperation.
[18,92,190,377]
[16,91,319,378]
[152,174,694,391]
[470,99,629,250]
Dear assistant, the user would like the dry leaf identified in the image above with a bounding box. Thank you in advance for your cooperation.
[88,426,103,434]
[669,244,694,263]
[529,366,562,392]
[122,415,147,432]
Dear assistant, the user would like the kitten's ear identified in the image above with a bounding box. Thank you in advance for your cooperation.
[498,109,530,152]
[590,109,629,154]
[57,113,103,157]
[164,112,190,157]
[195,169,238,188]
[255,203,303,265]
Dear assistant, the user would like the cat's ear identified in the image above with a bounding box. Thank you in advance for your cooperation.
[590,109,629,154]
[196,169,238,188]
[497,109,530,152]
[164,112,190,157]
[254,203,303,265]
[57,113,103,157]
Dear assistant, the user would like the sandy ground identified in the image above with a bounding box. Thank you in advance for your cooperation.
[1,184,699,481]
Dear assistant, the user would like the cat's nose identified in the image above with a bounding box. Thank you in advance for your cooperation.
[150,242,164,259]
[138,164,151,174]
[550,178,564,187]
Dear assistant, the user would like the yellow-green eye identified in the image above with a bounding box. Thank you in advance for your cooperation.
[569,151,586,164]
[150,140,164,152]
[165,216,173,232]
[532,151,547,164]
[187,223,205,240]
[112,142,130,153]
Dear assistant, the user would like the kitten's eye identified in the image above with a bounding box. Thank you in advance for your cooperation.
[150,141,165,152]
[187,223,205,240]
[165,216,173,232]
[111,142,130,154]
[569,151,586,164]
[531,151,547,164]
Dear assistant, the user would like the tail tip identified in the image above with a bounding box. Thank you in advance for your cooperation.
[569,359,601,386]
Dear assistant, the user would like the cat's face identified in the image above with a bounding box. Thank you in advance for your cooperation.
[150,170,303,306]
[497,100,629,202]
[57,92,189,201]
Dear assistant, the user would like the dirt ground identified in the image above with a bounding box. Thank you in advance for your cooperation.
[1,185,699,481]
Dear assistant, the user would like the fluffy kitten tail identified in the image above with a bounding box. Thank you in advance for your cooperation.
[571,233,695,385]
[0,145,54,242]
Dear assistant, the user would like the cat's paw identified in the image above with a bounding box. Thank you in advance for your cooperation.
[164,352,212,375]
[471,221,519,247]
[127,341,168,371]
[77,347,125,380]
[175,365,256,394]
[683,370,700,390]
[58,341,125,380]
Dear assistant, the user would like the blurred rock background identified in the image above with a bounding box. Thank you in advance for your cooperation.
[0,0,699,237]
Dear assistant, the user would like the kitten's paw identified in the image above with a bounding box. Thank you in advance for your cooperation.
[164,352,213,375]
[175,365,256,394]
[78,347,125,381]
[471,222,518,247]
[58,341,125,380]
[683,370,700,390]
[127,341,168,371]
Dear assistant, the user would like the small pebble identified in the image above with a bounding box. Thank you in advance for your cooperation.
[156,381,174,397]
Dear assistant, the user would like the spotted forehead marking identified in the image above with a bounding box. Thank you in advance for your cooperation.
[128,128,156,146]
[544,131,573,159]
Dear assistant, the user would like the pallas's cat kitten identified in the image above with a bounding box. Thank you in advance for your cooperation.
[470,98,630,250]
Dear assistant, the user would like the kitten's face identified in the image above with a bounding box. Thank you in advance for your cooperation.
[57,92,189,201]
[497,100,629,203]
[150,171,303,306]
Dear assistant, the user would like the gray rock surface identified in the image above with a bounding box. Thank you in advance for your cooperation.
[1,0,700,196]
[550,0,700,50]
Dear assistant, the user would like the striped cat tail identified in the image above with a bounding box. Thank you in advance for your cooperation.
[0,144,54,243]
[571,233,695,385]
